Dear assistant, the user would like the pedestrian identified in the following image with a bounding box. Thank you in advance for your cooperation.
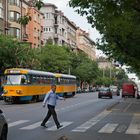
[41,84,65,129]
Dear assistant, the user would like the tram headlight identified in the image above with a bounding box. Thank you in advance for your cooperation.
[3,90,8,94]
[16,90,22,94]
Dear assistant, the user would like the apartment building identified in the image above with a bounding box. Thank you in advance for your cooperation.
[41,3,68,46]
[67,19,77,51]
[0,0,8,34]
[97,57,113,69]
[8,0,44,48]
[26,7,44,48]
[76,28,96,60]
[8,0,22,38]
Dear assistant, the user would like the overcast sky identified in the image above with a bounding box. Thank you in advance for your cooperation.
[43,0,104,56]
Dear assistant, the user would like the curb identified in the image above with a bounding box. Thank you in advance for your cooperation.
[106,101,120,111]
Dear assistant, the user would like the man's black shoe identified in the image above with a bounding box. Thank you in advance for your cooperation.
[41,123,48,128]
[57,125,63,129]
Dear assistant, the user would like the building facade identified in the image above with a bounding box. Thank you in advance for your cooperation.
[41,3,68,46]
[0,0,8,35]
[26,7,44,48]
[97,57,113,69]
[8,0,22,38]
[76,28,96,60]
[67,19,77,51]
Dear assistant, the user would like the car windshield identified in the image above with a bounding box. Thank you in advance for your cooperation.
[99,88,110,91]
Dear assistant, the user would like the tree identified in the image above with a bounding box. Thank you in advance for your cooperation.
[39,45,71,73]
[28,0,44,10]
[17,14,31,41]
[0,35,40,72]
[0,35,28,70]
[70,52,100,84]
[69,0,140,77]
[34,0,44,10]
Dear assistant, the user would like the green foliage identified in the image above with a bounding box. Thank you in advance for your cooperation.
[73,57,99,83]
[17,15,31,26]
[69,0,140,77]
[0,35,39,71]
[34,0,44,10]
[39,45,71,73]
[0,35,101,84]
[46,38,53,45]
[95,77,112,86]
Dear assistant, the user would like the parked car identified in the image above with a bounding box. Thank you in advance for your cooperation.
[110,85,119,96]
[122,83,135,98]
[0,109,8,140]
[98,87,113,99]
[77,86,82,93]
[135,81,140,99]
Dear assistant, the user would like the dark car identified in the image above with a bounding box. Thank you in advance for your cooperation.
[98,87,112,99]
[0,109,8,140]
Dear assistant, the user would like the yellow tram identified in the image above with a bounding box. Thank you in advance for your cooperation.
[2,68,76,103]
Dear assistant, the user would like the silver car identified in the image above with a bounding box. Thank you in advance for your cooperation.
[0,109,8,140]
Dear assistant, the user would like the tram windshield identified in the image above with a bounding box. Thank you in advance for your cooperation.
[5,75,27,85]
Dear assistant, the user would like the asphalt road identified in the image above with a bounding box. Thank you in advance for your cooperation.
[1,92,140,140]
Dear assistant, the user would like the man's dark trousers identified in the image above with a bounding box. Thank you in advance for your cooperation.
[42,104,60,127]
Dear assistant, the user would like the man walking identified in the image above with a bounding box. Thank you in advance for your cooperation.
[41,84,65,129]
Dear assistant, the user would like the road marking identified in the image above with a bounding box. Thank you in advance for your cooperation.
[9,120,29,128]
[123,103,132,112]
[125,114,140,134]
[98,123,118,133]
[20,121,42,130]
[72,110,111,132]
[116,124,127,133]
[47,121,73,131]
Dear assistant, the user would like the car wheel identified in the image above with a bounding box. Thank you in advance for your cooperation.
[0,125,7,140]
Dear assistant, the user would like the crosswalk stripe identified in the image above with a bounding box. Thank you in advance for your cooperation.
[20,121,42,130]
[125,114,140,134]
[47,121,73,131]
[72,110,111,132]
[98,123,118,133]
[9,120,29,128]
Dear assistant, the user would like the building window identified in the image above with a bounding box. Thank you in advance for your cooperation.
[46,13,50,19]
[0,7,3,18]
[9,11,20,21]
[16,28,20,38]
[9,0,20,7]
[8,27,20,38]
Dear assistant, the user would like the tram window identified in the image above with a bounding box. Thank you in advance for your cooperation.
[50,77,53,84]
[46,76,50,84]
[36,76,40,84]
[21,75,27,84]
[52,77,56,84]
[32,76,37,84]
[44,77,48,84]
[6,75,22,85]
[27,75,33,84]
[56,77,60,84]
[42,77,46,84]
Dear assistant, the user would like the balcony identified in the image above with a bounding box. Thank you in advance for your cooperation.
[54,23,58,27]
[22,33,28,41]
[54,34,58,39]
